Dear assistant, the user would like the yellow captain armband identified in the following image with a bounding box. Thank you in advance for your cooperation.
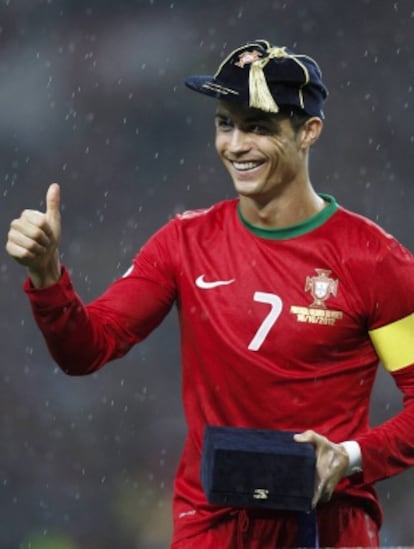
[369,313,414,372]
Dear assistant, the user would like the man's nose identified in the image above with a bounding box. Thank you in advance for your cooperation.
[228,128,251,153]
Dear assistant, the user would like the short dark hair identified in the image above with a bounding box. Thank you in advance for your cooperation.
[279,107,312,133]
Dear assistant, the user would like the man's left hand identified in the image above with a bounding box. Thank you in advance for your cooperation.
[294,430,349,507]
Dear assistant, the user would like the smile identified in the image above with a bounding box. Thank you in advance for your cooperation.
[231,161,263,171]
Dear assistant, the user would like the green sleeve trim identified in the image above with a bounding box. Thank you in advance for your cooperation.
[237,194,338,240]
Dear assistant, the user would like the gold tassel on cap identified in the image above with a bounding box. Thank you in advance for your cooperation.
[249,59,279,113]
[248,46,311,114]
[248,47,288,113]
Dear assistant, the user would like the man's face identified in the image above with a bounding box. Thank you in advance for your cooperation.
[215,101,306,201]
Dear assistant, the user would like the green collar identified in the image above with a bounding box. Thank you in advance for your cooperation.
[237,194,338,240]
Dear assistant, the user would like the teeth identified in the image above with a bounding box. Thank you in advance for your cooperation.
[232,161,260,171]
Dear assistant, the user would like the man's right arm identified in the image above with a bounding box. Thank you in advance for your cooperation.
[23,262,175,375]
[6,184,176,375]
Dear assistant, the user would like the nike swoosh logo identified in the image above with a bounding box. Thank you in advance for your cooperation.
[195,274,235,289]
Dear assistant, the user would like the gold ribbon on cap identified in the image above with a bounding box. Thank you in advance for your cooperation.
[249,45,311,113]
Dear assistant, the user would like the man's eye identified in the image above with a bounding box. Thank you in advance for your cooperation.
[250,124,269,134]
[216,118,233,130]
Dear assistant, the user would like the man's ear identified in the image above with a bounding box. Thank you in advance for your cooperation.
[299,117,323,149]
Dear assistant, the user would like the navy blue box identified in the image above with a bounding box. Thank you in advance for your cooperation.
[201,426,316,512]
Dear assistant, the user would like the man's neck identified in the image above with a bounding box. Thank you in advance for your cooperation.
[238,185,326,229]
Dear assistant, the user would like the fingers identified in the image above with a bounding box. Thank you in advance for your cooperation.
[6,215,50,265]
[294,430,317,444]
[8,209,50,244]
[313,445,348,505]
[6,185,61,267]
[6,230,47,262]
[294,430,324,506]
[294,430,349,508]
[11,210,52,241]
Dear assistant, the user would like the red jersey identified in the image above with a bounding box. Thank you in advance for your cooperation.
[25,195,414,543]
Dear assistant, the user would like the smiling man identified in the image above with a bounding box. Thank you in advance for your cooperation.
[6,39,414,548]
[214,101,324,226]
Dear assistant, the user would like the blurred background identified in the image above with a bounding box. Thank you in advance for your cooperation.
[1,0,413,547]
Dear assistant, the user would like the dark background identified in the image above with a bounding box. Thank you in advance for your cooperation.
[1,1,414,547]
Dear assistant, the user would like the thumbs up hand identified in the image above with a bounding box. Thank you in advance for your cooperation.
[6,183,62,288]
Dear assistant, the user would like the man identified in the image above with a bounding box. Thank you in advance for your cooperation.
[6,39,414,547]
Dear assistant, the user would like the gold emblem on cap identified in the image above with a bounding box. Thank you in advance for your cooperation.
[235,50,262,68]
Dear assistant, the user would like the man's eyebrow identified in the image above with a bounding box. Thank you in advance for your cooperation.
[245,116,274,124]
[214,111,229,118]
[215,111,275,124]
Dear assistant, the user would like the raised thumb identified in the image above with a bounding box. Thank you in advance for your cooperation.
[46,183,61,221]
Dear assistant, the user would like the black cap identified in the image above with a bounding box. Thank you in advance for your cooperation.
[185,39,328,118]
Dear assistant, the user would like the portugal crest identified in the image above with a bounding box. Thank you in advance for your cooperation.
[305,269,338,309]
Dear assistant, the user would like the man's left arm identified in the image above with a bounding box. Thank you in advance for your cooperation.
[355,237,414,484]
[355,357,414,484]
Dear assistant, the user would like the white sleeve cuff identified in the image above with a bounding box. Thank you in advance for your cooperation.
[341,440,363,476]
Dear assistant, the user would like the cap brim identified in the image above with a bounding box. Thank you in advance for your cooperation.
[184,75,324,118]
[184,75,241,101]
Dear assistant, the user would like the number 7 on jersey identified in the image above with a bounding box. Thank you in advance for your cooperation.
[248,292,283,351]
